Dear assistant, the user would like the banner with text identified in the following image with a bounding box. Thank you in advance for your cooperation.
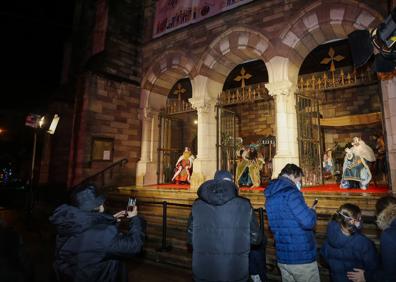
[153,0,254,38]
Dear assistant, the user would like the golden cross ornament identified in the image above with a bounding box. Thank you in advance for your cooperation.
[320,47,345,72]
[234,67,252,88]
[173,83,186,101]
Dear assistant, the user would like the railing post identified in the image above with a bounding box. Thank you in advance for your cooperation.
[258,207,265,232]
[158,201,172,252]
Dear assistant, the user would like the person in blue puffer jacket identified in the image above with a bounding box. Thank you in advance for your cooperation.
[265,163,319,282]
[321,203,378,282]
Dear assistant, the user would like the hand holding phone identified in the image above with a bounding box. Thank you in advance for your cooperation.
[125,198,138,218]
[312,198,318,209]
[126,198,136,211]
[125,205,138,218]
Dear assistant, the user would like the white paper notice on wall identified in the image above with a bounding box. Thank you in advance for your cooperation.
[103,150,111,160]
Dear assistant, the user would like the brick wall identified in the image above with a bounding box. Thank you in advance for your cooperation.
[62,0,145,187]
[320,83,382,150]
[227,99,275,141]
[42,100,75,187]
[169,112,198,154]
[103,0,144,83]
[70,73,141,186]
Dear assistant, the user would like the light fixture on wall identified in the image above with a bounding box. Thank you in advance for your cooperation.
[194,119,198,125]
[47,114,60,135]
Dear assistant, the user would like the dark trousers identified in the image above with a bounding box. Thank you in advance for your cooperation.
[249,244,267,281]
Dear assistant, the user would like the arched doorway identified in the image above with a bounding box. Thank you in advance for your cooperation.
[157,78,197,184]
[297,38,388,188]
[216,60,274,187]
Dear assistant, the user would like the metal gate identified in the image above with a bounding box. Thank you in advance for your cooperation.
[296,90,323,186]
[216,107,240,178]
[157,113,183,184]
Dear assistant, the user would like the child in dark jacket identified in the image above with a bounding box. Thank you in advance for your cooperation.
[320,203,378,282]
[347,196,396,282]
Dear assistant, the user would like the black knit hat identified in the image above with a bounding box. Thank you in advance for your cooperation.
[72,184,105,211]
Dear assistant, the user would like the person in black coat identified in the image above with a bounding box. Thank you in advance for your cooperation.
[49,184,145,282]
[187,170,262,282]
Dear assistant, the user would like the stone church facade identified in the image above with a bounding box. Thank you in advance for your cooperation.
[42,0,396,192]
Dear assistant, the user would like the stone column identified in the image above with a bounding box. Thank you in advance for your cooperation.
[266,80,299,178]
[189,97,217,190]
[136,107,160,186]
[380,78,396,193]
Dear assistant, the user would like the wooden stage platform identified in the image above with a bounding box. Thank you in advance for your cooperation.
[107,183,390,281]
[112,183,389,215]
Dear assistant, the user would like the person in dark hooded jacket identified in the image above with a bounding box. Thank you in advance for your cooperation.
[321,203,378,282]
[49,184,145,282]
[264,163,319,282]
[187,170,262,282]
[347,196,396,282]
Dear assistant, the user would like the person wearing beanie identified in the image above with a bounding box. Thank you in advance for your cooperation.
[50,184,145,282]
[187,170,262,282]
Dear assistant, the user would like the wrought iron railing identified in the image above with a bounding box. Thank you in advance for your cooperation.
[298,66,377,91]
[218,82,269,106]
[114,198,377,253]
[131,200,266,252]
[72,158,128,192]
[165,99,194,115]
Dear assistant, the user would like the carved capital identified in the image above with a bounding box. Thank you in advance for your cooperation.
[138,107,158,121]
[265,80,297,97]
[189,98,216,114]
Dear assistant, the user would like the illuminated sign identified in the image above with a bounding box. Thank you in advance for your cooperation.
[153,0,254,38]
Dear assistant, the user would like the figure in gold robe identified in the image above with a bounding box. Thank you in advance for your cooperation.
[236,146,264,188]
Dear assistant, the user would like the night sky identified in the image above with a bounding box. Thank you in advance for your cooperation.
[0,1,75,110]
[0,1,75,169]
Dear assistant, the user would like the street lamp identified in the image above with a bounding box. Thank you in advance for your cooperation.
[25,113,60,224]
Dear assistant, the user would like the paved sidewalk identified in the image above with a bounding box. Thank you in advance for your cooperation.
[128,259,192,281]
[1,206,193,282]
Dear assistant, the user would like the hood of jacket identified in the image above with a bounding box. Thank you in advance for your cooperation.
[197,179,237,206]
[376,204,396,231]
[264,176,296,198]
[49,204,115,236]
[325,220,353,249]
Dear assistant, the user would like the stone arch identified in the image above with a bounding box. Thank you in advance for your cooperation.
[277,0,384,70]
[196,26,272,93]
[141,50,197,110]
[137,50,197,186]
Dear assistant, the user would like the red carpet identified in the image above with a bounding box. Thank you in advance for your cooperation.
[149,184,190,190]
[300,183,389,193]
[237,183,389,193]
[152,183,389,193]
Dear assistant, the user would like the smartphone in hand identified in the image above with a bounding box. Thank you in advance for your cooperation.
[126,198,136,212]
[312,198,318,208]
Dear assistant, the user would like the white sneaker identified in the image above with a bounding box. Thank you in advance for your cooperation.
[250,274,262,282]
